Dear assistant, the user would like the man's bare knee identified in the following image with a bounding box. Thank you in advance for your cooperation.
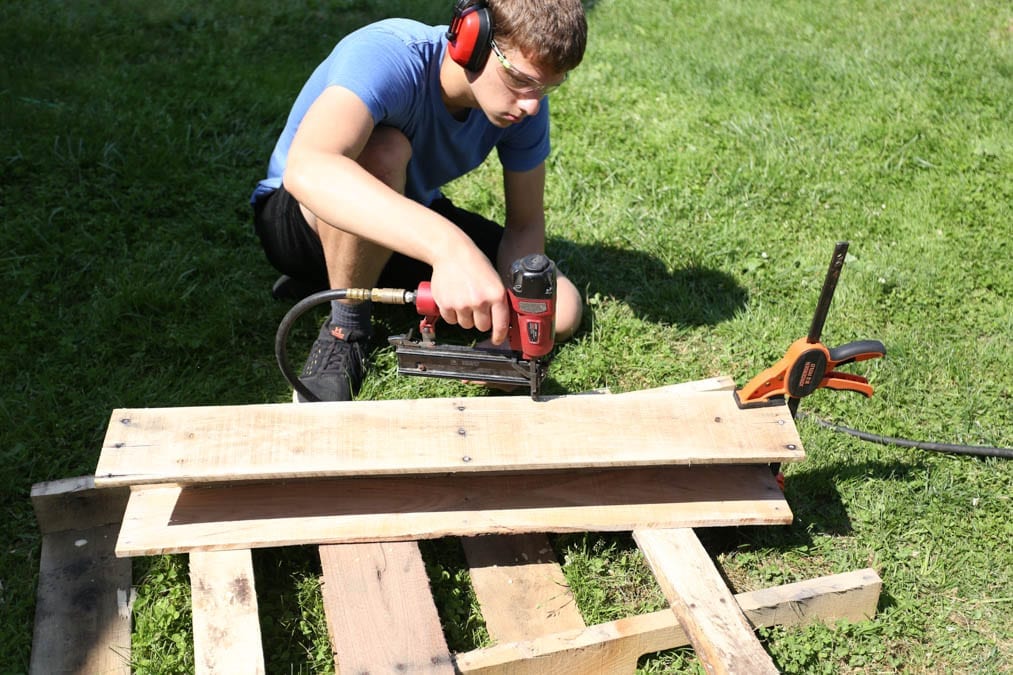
[359,126,411,190]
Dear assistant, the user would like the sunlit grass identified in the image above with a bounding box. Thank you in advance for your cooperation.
[2,0,1010,671]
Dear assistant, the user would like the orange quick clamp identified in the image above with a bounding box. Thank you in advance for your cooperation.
[734,242,885,412]
[734,336,885,407]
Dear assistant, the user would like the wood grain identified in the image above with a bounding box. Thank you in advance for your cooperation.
[462,534,586,643]
[95,384,803,487]
[31,475,128,534]
[320,542,454,674]
[114,465,792,556]
[189,549,264,674]
[634,528,779,674]
[30,477,131,675]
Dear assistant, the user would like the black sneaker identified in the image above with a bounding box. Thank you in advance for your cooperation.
[296,322,370,402]
[272,275,327,301]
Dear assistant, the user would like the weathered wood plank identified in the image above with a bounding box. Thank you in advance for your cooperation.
[189,549,265,674]
[634,528,779,674]
[320,542,454,674]
[31,475,129,534]
[114,465,791,556]
[453,568,882,674]
[95,383,803,487]
[737,566,882,626]
[30,476,131,675]
[462,534,585,643]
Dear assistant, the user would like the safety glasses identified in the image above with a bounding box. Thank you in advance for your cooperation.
[490,38,566,99]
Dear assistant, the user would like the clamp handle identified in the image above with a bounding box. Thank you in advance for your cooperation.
[734,337,885,407]
[823,339,886,394]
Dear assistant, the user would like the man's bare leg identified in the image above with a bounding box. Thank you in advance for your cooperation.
[293,126,412,402]
[554,275,583,341]
[300,125,412,290]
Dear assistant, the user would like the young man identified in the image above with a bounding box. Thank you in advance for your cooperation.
[252,0,587,401]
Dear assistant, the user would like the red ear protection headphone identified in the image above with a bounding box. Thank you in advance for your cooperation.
[447,0,493,72]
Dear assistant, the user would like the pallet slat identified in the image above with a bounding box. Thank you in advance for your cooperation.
[189,550,264,675]
[95,385,803,487]
[320,542,454,673]
[30,477,131,675]
[31,524,132,675]
[462,534,586,643]
[31,476,129,534]
[114,465,791,556]
[634,528,779,674]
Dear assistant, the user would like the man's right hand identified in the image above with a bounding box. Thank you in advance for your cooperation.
[429,247,511,346]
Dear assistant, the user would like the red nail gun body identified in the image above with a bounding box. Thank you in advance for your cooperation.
[389,254,558,397]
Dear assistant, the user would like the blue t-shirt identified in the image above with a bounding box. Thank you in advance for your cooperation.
[252,19,551,207]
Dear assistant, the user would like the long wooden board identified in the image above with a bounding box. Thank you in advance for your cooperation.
[94,384,803,487]
[114,465,791,556]
[453,568,882,674]
[635,528,778,674]
[31,523,132,675]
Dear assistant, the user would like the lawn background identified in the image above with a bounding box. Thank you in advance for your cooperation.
[1,0,1010,672]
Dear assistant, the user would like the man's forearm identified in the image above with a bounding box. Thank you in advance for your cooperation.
[284,152,475,269]
[497,221,546,280]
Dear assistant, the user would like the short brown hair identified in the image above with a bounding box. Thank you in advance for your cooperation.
[489,0,587,73]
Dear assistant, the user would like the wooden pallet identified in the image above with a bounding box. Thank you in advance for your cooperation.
[30,378,882,672]
[29,479,881,674]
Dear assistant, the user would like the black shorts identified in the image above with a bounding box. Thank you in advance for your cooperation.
[253,185,504,290]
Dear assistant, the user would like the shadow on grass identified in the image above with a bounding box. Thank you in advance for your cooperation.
[697,458,926,562]
[362,240,749,355]
[551,239,749,327]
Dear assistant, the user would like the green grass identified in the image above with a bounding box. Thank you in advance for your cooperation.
[2,0,1011,672]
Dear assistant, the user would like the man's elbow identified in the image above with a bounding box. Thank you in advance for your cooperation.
[281,158,314,205]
